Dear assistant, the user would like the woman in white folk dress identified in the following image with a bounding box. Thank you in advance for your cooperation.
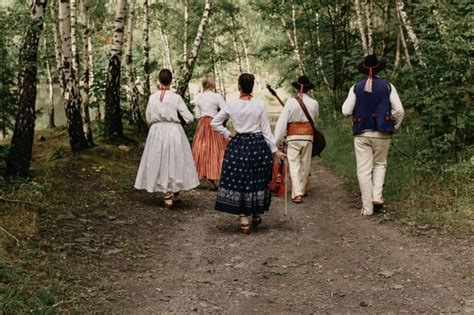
[134,69,199,208]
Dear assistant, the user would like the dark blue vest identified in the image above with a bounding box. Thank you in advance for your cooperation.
[352,78,394,135]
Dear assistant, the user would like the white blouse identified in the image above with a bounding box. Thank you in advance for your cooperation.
[192,91,226,118]
[274,93,319,144]
[211,98,278,153]
[145,90,194,125]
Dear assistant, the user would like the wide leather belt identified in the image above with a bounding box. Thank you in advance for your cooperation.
[287,122,313,136]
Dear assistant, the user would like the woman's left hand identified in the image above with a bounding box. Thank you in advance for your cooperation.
[274,150,286,160]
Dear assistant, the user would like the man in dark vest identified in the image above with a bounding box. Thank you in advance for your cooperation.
[342,55,405,216]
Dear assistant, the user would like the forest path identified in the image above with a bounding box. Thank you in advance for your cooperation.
[80,159,473,313]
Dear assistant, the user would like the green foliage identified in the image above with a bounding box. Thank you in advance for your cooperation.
[50,145,68,160]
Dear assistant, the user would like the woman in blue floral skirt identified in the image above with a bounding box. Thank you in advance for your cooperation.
[211,73,286,235]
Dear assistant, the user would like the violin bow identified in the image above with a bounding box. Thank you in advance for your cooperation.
[284,157,288,216]
[266,84,285,107]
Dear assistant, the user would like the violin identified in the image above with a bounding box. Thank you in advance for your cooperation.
[269,156,287,197]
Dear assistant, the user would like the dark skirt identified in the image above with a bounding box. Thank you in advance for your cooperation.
[215,133,273,216]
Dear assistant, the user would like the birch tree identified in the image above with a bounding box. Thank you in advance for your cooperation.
[70,0,80,75]
[396,0,426,68]
[142,0,151,99]
[104,0,126,138]
[230,16,242,74]
[5,0,48,178]
[354,0,369,55]
[43,36,55,128]
[364,0,373,55]
[80,0,93,145]
[59,0,89,151]
[125,0,146,129]
[176,0,212,97]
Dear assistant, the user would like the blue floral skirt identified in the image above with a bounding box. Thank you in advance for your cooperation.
[215,133,273,216]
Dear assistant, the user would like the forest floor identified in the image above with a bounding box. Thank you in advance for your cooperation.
[1,128,473,313]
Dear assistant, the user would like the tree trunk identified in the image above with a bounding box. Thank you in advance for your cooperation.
[381,1,390,59]
[183,0,189,67]
[104,0,126,139]
[230,15,242,75]
[291,5,306,75]
[51,1,64,95]
[396,0,426,68]
[397,9,412,68]
[214,39,226,99]
[5,0,48,178]
[354,0,369,55]
[70,0,80,76]
[176,0,212,97]
[364,0,373,54]
[125,0,146,129]
[394,30,401,68]
[142,0,150,100]
[60,0,89,151]
[314,12,330,88]
[80,0,93,145]
[238,33,250,73]
[44,36,55,128]
[157,18,173,73]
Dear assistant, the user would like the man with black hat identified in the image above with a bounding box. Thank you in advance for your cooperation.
[274,76,319,203]
[342,54,405,215]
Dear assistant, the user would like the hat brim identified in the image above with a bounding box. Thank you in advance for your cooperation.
[292,81,315,91]
[358,61,386,75]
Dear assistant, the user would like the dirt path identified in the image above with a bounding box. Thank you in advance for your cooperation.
[65,158,473,313]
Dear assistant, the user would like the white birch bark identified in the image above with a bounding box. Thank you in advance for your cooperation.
[125,0,146,129]
[396,0,426,68]
[291,4,306,75]
[315,12,330,88]
[183,0,189,66]
[43,36,55,128]
[80,0,93,144]
[157,18,173,73]
[142,0,151,99]
[354,0,369,55]
[238,33,250,73]
[394,31,401,68]
[5,0,48,177]
[177,0,212,96]
[104,0,127,138]
[59,0,89,150]
[230,16,242,74]
[70,0,79,75]
[364,0,373,54]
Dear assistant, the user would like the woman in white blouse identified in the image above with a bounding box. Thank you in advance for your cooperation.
[135,69,200,208]
[191,75,228,191]
[211,73,285,236]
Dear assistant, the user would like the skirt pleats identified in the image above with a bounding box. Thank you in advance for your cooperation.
[215,133,273,216]
[134,122,200,193]
[192,117,228,180]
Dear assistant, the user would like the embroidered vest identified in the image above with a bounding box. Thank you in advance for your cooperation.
[352,78,394,135]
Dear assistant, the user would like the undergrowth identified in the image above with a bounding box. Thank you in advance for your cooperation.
[319,110,473,235]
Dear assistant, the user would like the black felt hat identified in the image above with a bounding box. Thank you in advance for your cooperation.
[358,54,386,75]
[292,75,315,92]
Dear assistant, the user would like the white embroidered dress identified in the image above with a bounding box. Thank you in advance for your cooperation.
[134,90,200,193]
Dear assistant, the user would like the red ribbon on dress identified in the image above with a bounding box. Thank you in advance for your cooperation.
[159,86,170,102]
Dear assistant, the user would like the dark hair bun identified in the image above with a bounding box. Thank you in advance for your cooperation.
[238,73,255,94]
[159,69,173,86]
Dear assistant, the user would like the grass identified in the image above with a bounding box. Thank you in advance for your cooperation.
[0,127,144,313]
[319,110,473,235]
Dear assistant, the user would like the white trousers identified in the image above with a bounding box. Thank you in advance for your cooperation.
[354,131,391,215]
[287,135,313,199]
